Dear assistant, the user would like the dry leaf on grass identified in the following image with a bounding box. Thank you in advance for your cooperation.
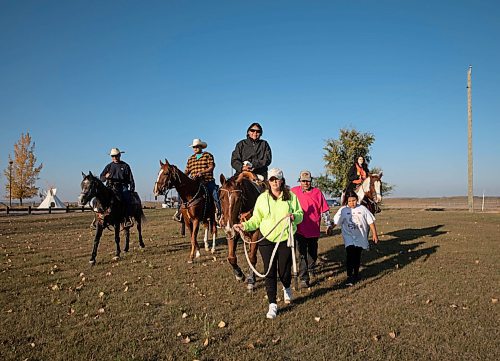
[218,321,226,328]
[98,308,105,314]
[372,335,381,341]
[176,332,182,337]
[182,312,188,319]
[124,286,129,292]
[181,336,191,344]
[314,317,321,322]
[425,299,432,304]
[99,292,104,298]
[272,336,281,344]
[389,331,397,339]
[492,298,498,304]
[203,338,209,347]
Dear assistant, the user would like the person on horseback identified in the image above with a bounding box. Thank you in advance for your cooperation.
[291,170,333,288]
[177,138,222,222]
[346,155,370,196]
[231,122,272,180]
[100,148,135,227]
[234,168,303,319]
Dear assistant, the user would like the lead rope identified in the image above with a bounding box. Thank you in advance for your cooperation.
[236,215,297,285]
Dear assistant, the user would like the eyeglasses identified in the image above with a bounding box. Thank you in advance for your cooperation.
[300,180,311,183]
[249,129,261,134]
[111,155,120,158]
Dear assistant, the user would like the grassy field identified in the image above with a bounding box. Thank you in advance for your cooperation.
[1,208,499,360]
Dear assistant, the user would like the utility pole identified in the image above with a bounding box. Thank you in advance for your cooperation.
[467,65,473,212]
[9,160,13,207]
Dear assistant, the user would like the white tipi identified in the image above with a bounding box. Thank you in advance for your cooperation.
[38,188,66,209]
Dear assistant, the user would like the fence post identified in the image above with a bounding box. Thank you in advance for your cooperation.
[49,206,52,214]
[6,206,9,215]
[66,205,70,213]
[81,206,85,212]
[28,206,32,215]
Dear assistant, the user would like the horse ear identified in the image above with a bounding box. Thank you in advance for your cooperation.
[82,171,86,179]
[89,170,93,176]
[220,174,226,185]
[159,160,164,166]
[379,172,383,179]
[164,158,170,165]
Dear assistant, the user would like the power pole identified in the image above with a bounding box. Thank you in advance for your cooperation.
[467,65,473,212]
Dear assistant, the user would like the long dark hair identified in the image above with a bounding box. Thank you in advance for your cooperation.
[267,178,291,201]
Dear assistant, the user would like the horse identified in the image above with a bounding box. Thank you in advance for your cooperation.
[343,173,383,214]
[78,171,145,265]
[219,172,263,290]
[153,159,217,262]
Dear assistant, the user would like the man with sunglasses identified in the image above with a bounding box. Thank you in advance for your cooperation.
[100,148,135,227]
[291,170,333,288]
[231,122,272,179]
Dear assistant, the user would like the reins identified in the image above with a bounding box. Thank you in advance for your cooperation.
[235,215,298,287]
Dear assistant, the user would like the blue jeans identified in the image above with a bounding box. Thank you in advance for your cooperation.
[205,180,221,215]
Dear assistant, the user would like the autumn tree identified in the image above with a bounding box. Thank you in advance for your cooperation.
[315,128,393,197]
[4,132,43,205]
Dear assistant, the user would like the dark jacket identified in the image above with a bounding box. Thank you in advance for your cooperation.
[100,161,135,192]
[231,137,272,178]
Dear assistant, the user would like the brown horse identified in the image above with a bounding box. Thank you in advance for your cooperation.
[354,173,383,214]
[219,172,263,290]
[153,160,217,262]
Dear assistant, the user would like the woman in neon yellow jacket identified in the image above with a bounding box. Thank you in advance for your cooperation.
[234,168,303,319]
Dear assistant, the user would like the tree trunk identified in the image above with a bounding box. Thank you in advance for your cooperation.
[19,198,23,206]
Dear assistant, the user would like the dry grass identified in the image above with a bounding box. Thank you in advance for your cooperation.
[1,208,499,360]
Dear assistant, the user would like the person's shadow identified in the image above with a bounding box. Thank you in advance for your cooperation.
[285,225,444,308]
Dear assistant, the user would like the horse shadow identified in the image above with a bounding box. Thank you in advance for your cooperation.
[282,224,445,309]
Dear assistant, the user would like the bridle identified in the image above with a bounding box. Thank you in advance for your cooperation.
[79,176,98,205]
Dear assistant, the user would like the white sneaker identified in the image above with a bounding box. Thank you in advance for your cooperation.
[266,303,278,319]
[283,287,292,304]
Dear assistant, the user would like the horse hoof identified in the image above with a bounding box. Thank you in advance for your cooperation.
[211,248,216,254]
[139,242,145,248]
[195,250,201,258]
[187,259,193,264]
[124,248,129,253]
[247,283,254,291]
[89,259,96,266]
[235,273,244,281]
[112,256,120,261]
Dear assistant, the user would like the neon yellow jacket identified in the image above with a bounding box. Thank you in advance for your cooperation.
[243,190,303,243]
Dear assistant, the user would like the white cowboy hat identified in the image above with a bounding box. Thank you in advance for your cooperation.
[109,148,125,156]
[298,170,312,182]
[188,138,207,149]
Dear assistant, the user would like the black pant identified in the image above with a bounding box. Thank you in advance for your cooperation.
[258,239,292,304]
[296,233,318,282]
[345,245,363,278]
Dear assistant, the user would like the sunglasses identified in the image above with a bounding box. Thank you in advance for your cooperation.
[300,180,311,183]
[269,177,281,182]
[249,129,261,134]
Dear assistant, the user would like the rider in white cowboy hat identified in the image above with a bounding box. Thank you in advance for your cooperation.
[100,148,135,227]
[173,139,222,222]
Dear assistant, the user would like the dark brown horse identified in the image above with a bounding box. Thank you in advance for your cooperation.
[219,172,263,290]
[153,160,217,262]
[78,172,145,265]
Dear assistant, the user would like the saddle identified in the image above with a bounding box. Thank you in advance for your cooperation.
[237,171,265,191]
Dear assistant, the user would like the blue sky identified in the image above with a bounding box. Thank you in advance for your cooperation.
[1,0,499,202]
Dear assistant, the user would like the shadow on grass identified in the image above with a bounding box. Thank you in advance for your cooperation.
[286,224,445,307]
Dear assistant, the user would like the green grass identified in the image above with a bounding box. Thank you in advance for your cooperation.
[1,209,499,360]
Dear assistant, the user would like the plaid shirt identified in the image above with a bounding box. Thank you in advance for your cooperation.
[185,152,215,182]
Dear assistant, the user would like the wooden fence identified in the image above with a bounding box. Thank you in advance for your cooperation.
[0,206,92,215]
